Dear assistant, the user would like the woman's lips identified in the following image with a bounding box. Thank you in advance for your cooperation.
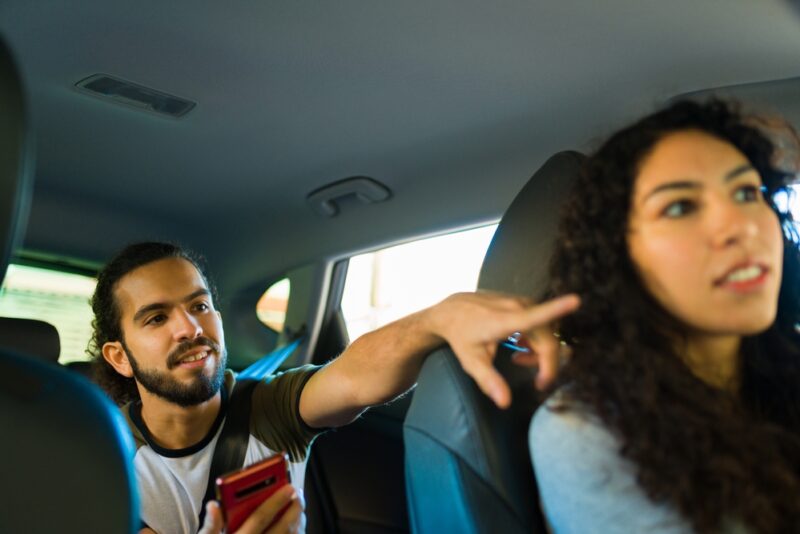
[714,264,769,293]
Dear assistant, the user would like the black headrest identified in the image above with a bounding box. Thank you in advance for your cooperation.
[0,39,33,285]
[0,53,57,366]
[479,151,587,297]
[0,317,60,363]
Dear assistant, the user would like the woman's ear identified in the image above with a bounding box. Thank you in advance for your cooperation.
[102,341,133,378]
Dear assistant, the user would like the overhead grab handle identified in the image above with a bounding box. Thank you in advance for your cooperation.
[306,176,392,217]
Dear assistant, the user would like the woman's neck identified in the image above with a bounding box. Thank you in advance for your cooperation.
[681,334,742,392]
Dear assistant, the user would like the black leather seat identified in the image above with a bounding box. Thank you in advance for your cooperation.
[65,359,95,379]
[403,151,586,533]
[0,317,60,363]
[0,37,140,533]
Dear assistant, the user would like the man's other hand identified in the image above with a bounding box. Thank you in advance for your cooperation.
[198,485,305,534]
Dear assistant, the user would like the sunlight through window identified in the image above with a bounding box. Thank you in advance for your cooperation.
[342,225,497,340]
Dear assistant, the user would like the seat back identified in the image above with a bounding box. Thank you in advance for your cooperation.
[0,350,140,532]
[0,317,60,363]
[0,37,140,532]
[403,151,586,533]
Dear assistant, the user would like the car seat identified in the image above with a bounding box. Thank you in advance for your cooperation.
[403,151,586,533]
[0,37,140,533]
[0,317,60,363]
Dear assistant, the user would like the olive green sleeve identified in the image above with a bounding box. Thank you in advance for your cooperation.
[248,364,325,462]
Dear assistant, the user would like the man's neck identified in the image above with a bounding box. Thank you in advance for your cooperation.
[138,390,223,450]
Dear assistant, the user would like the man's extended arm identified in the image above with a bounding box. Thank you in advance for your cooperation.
[298,291,579,428]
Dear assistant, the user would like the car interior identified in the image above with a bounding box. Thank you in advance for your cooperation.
[1,2,800,533]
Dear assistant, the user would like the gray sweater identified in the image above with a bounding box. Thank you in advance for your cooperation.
[529,399,750,534]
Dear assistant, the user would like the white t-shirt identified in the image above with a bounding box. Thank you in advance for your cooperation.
[123,367,322,534]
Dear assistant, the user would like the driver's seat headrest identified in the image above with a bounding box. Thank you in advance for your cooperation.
[479,151,587,298]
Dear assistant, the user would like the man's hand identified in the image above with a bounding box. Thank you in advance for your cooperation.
[300,290,579,427]
[198,485,305,534]
[427,292,580,408]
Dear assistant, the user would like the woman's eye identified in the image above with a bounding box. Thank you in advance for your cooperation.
[733,184,762,203]
[662,199,695,218]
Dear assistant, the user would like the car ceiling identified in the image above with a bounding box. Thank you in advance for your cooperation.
[1,1,800,300]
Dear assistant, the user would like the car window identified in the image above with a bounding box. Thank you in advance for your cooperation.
[341,224,497,340]
[774,185,800,234]
[0,263,96,364]
[256,277,291,332]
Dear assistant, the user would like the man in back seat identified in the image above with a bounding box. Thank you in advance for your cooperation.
[89,241,579,534]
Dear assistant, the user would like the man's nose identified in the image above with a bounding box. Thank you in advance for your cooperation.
[173,309,203,341]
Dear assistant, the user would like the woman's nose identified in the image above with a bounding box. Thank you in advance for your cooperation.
[708,200,758,249]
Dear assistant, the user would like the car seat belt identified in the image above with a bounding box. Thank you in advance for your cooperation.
[197,336,306,530]
[237,336,305,379]
[198,377,258,529]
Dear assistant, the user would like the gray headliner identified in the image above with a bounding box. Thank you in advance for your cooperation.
[2,0,800,302]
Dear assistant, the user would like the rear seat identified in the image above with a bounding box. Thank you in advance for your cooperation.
[0,315,99,380]
[65,359,94,379]
[0,316,60,363]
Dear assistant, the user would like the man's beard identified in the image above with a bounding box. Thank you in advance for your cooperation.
[124,336,227,407]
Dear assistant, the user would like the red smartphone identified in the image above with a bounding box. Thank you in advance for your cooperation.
[215,452,291,532]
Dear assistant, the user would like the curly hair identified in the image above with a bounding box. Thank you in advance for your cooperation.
[87,242,218,405]
[546,99,800,533]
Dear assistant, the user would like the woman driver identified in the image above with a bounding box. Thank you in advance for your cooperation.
[530,99,800,533]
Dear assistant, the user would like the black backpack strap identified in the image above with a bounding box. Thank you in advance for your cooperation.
[197,378,259,530]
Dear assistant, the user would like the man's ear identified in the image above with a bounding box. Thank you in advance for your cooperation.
[102,341,134,378]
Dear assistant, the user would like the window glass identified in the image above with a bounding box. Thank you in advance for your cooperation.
[772,185,800,240]
[0,264,96,364]
[256,278,291,332]
[342,225,497,340]
[775,185,800,217]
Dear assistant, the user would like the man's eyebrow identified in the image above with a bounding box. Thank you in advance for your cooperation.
[642,164,757,204]
[184,288,211,302]
[132,302,167,323]
[132,288,211,323]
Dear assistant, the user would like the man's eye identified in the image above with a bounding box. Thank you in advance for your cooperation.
[193,302,210,312]
[146,314,167,326]
[662,199,695,218]
[733,184,762,203]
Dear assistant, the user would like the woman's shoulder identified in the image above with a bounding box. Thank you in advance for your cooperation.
[528,389,696,533]
[529,390,623,477]
[530,389,617,447]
